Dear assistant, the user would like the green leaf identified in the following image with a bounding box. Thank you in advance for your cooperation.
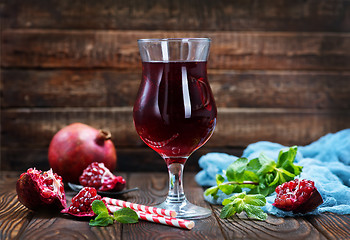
[219,184,235,195]
[258,153,274,166]
[113,208,138,224]
[276,146,302,177]
[241,171,259,188]
[226,158,249,182]
[277,146,297,168]
[279,168,296,178]
[216,174,225,185]
[257,153,276,176]
[92,200,109,216]
[204,186,219,196]
[268,172,280,186]
[229,192,247,201]
[222,198,232,206]
[244,194,266,206]
[244,205,267,221]
[235,201,245,213]
[89,212,114,227]
[220,204,236,219]
[230,158,249,173]
[246,158,261,173]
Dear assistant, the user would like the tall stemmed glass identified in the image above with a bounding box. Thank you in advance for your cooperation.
[133,38,217,219]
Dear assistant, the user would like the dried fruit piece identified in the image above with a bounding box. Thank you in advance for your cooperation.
[61,187,104,217]
[79,162,126,192]
[16,168,67,211]
[273,179,323,213]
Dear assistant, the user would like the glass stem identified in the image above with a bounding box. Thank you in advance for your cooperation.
[166,162,186,203]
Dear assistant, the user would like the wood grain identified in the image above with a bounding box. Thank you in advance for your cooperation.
[0,171,349,240]
[2,30,350,70]
[1,0,349,32]
[305,213,350,240]
[212,206,327,240]
[2,108,349,149]
[123,172,225,239]
[2,69,350,109]
[0,190,33,240]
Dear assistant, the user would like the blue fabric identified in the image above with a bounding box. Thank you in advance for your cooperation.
[195,129,350,216]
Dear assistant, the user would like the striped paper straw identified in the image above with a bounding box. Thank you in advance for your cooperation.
[108,205,195,230]
[103,197,177,218]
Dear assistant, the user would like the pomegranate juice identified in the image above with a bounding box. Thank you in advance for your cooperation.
[133,61,217,164]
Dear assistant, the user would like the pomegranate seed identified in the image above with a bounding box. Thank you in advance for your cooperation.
[79,162,126,192]
[64,187,103,217]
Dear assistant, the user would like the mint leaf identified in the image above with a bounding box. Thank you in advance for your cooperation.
[219,184,236,195]
[226,158,249,182]
[277,146,297,168]
[216,174,225,185]
[244,194,266,206]
[92,200,109,215]
[89,212,114,227]
[90,200,115,227]
[219,192,267,221]
[244,205,267,221]
[204,186,219,196]
[90,200,138,226]
[257,153,276,176]
[241,171,259,188]
[276,146,302,177]
[113,207,138,224]
[220,204,236,218]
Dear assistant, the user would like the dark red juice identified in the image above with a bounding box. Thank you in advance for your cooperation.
[133,61,217,165]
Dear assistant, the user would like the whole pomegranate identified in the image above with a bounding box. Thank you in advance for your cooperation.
[79,162,126,192]
[16,168,67,211]
[273,179,323,213]
[48,123,117,183]
[61,187,105,217]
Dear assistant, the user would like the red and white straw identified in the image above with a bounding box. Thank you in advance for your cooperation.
[103,197,177,218]
[108,205,195,230]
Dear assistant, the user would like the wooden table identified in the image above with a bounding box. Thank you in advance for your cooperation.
[1,171,349,240]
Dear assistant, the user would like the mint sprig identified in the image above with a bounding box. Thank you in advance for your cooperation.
[204,146,302,220]
[89,200,138,226]
[220,192,267,220]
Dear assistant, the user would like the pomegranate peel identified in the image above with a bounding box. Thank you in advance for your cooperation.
[48,123,117,183]
[273,179,323,213]
[16,168,67,211]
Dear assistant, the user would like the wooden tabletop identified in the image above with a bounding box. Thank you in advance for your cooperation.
[1,171,349,240]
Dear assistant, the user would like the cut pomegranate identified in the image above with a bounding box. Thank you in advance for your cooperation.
[16,168,67,211]
[273,179,323,213]
[61,187,104,217]
[79,162,126,192]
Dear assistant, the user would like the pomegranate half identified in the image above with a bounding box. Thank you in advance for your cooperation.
[16,168,67,211]
[48,123,117,183]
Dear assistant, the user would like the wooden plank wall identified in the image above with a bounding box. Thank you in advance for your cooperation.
[1,0,350,172]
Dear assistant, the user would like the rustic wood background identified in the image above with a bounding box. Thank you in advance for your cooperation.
[1,0,350,172]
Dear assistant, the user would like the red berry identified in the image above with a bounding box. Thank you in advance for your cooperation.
[79,162,126,192]
[273,179,323,213]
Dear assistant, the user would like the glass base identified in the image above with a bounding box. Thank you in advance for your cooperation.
[154,197,211,219]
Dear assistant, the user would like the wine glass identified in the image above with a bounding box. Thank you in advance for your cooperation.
[133,38,217,219]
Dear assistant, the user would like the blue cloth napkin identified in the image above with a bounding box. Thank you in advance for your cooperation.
[195,129,350,216]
